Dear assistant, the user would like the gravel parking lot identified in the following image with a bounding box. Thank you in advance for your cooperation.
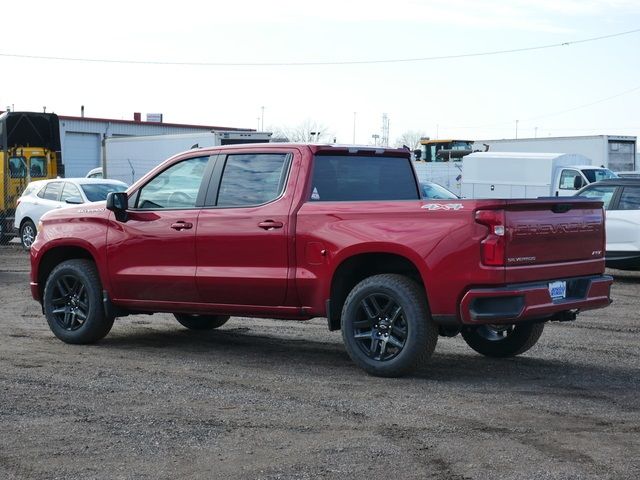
[0,244,638,480]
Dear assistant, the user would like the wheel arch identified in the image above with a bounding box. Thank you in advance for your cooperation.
[327,251,427,330]
[19,216,35,229]
[37,245,99,300]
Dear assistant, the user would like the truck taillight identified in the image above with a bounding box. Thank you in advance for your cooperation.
[475,209,505,266]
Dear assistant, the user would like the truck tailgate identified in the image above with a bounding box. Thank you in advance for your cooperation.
[504,198,605,282]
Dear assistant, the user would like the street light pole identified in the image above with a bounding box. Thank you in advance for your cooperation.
[261,106,265,131]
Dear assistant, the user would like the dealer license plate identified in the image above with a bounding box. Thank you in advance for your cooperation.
[548,280,567,300]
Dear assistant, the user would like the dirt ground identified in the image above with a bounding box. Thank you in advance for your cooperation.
[0,244,638,480]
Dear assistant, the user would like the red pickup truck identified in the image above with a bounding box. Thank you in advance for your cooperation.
[29,144,612,377]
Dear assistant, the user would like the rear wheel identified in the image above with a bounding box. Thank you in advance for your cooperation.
[341,274,438,377]
[43,259,114,344]
[20,219,37,250]
[461,322,545,357]
[174,314,230,330]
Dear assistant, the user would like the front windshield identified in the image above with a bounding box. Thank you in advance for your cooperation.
[420,182,458,199]
[581,168,617,183]
[29,156,47,177]
[8,157,27,178]
[81,183,127,202]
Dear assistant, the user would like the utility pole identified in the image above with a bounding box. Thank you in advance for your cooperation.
[353,112,356,144]
[261,106,265,131]
[381,113,390,147]
[515,120,519,139]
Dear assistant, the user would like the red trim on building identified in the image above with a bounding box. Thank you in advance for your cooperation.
[0,111,254,132]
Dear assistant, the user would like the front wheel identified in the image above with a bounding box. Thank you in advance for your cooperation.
[43,259,114,344]
[20,219,37,250]
[461,322,545,358]
[174,314,230,330]
[341,274,438,377]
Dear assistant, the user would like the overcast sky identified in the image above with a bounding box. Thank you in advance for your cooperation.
[2,0,639,144]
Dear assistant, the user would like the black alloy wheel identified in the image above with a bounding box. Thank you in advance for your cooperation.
[49,273,90,331]
[352,292,408,362]
[43,259,114,344]
[341,274,438,377]
[461,322,545,357]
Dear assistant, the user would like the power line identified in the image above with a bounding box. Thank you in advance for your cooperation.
[0,28,638,67]
[439,84,640,130]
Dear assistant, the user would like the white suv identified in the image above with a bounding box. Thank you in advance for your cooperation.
[576,178,640,270]
[14,178,127,250]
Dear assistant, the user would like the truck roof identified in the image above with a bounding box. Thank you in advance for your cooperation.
[198,143,410,156]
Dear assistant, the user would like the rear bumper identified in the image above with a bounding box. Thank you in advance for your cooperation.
[459,275,612,325]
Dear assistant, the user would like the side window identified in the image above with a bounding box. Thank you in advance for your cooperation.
[559,170,582,190]
[617,187,640,211]
[310,155,419,201]
[136,156,209,210]
[578,185,616,209]
[216,153,290,207]
[60,182,83,203]
[41,182,63,201]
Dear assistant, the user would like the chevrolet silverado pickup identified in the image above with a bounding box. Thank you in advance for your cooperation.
[29,144,613,377]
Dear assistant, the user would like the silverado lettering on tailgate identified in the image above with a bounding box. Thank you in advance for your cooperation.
[512,221,601,237]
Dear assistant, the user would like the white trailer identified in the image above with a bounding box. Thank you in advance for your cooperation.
[461,152,616,199]
[104,131,272,184]
[472,135,637,172]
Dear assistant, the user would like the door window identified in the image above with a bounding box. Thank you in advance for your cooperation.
[578,185,616,209]
[60,182,83,203]
[216,153,290,207]
[559,170,583,190]
[40,182,63,201]
[616,187,640,211]
[135,156,209,209]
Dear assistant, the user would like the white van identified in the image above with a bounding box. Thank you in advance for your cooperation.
[461,152,616,199]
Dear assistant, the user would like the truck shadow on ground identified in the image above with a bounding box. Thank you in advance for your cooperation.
[98,325,637,391]
[606,268,640,283]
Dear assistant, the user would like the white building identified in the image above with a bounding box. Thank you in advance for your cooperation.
[58,112,254,177]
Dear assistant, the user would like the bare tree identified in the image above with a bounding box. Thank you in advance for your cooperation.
[395,130,428,149]
[271,119,334,143]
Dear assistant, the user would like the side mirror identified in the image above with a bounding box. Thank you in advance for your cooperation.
[65,197,83,205]
[573,176,585,190]
[106,191,129,222]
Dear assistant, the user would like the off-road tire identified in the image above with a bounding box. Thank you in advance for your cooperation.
[174,314,230,330]
[341,274,438,377]
[43,259,114,344]
[461,322,545,357]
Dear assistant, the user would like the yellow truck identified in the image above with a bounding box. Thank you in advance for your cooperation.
[0,112,62,243]
[416,138,473,162]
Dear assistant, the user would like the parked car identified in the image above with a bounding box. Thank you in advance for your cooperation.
[29,144,612,377]
[576,178,640,269]
[85,167,103,179]
[419,181,458,199]
[14,178,127,250]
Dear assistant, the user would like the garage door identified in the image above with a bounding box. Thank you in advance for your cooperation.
[63,132,101,177]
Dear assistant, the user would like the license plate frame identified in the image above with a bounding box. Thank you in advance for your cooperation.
[548,280,567,300]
